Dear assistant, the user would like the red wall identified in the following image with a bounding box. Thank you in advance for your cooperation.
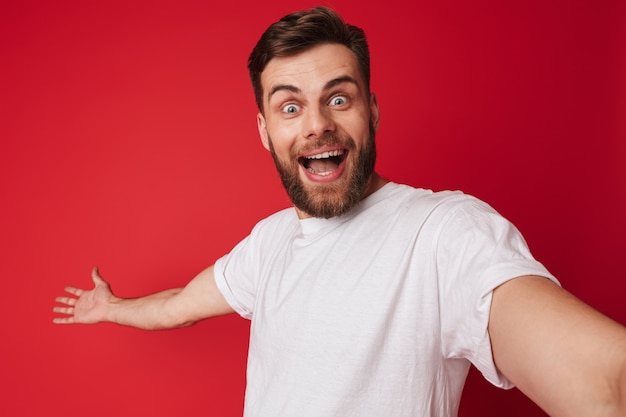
[2,1,624,416]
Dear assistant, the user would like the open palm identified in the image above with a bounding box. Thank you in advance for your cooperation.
[53,267,117,324]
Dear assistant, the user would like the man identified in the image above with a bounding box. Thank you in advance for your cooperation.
[53,6,626,417]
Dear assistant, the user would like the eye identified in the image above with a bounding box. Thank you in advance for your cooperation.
[281,103,300,114]
[329,95,348,107]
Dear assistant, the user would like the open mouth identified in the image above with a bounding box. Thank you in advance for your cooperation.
[298,149,347,176]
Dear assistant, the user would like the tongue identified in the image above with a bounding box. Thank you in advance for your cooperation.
[308,158,339,174]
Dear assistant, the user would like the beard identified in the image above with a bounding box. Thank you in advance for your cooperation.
[268,123,377,219]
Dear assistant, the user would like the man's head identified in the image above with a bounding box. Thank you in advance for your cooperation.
[249,7,382,219]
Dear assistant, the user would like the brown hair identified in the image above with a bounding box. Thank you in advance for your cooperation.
[248,6,371,112]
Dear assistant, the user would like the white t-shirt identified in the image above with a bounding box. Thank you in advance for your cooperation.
[214,183,556,417]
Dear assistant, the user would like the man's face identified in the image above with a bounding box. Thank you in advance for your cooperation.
[256,43,380,219]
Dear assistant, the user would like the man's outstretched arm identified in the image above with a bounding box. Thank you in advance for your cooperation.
[489,275,626,417]
[53,266,234,330]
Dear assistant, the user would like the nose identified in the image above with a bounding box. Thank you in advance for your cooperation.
[302,104,335,140]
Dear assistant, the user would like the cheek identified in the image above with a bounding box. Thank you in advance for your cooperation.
[267,123,299,154]
[345,120,371,146]
[270,135,293,157]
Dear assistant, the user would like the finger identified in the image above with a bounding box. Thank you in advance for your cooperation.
[55,296,76,306]
[53,306,75,316]
[92,266,112,290]
[92,266,105,285]
[64,286,83,297]
[53,316,75,324]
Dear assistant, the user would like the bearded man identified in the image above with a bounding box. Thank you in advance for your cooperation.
[54,6,626,417]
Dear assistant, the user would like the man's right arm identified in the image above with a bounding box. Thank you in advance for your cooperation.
[53,266,234,330]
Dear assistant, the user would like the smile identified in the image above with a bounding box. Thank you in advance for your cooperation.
[299,149,347,176]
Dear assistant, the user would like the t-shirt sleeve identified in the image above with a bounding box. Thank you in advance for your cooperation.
[214,235,257,320]
[213,209,298,320]
[435,196,558,389]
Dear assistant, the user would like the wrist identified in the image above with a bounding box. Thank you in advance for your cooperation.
[102,295,124,324]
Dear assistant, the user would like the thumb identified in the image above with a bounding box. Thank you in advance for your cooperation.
[91,266,106,285]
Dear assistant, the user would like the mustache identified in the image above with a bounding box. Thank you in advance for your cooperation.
[292,133,356,156]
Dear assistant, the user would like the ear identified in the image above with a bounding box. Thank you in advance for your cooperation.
[369,93,380,132]
[257,112,270,151]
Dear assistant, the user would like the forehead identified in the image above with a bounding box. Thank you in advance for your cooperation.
[261,43,363,100]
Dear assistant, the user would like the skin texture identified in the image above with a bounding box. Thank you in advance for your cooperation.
[53,42,626,416]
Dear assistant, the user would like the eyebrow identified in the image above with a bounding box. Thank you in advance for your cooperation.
[267,75,360,103]
[324,75,358,91]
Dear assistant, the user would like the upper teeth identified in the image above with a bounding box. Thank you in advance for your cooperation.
[306,150,344,160]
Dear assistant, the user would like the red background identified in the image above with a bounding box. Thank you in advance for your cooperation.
[2,1,625,416]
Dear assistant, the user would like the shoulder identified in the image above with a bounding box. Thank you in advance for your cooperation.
[377,183,518,247]
[380,182,485,220]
